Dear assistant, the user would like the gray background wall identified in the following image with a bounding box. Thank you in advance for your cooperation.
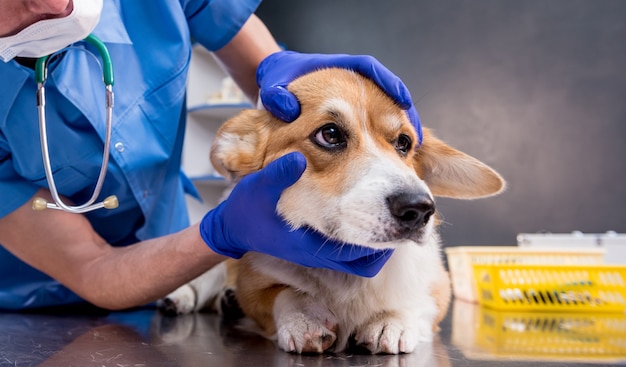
[256,0,626,247]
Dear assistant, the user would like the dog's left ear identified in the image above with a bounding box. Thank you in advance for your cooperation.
[414,129,505,199]
[210,109,275,182]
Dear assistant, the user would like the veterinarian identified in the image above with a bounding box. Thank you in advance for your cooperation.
[0,0,422,311]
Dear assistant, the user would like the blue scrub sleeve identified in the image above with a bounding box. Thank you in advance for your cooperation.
[181,0,262,51]
[0,144,39,219]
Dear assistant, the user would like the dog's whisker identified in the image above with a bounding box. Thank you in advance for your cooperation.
[329,242,347,259]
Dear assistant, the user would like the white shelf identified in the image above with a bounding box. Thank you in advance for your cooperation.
[187,103,252,122]
[190,174,227,185]
[183,45,249,223]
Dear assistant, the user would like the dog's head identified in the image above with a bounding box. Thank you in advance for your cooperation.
[210,68,504,250]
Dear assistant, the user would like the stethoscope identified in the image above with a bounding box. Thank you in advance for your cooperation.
[31,34,119,214]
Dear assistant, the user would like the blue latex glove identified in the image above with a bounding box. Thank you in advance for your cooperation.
[200,152,394,278]
[257,51,423,144]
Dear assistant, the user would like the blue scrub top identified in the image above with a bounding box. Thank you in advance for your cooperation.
[0,0,261,310]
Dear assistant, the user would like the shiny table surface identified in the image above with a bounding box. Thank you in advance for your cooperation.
[1,300,624,367]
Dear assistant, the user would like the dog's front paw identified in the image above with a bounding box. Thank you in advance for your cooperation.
[276,312,338,354]
[355,316,433,354]
[158,284,197,315]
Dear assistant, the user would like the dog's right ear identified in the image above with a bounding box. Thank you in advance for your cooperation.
[414,128,505,199]
[210,109,274,182]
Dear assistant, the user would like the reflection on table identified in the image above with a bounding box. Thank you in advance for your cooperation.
[452,299,626,364]
[0,307,451,367]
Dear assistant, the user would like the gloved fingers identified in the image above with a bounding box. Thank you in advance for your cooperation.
[292,226,390,262]
[257,51,421,139]
[405,104,423,145]
[199,203,246,259]
[327,54,423,142]
[255,152,307,189]
[342,248,395,278]
[319,242,388,262]
[260,52,414,111]
[332,54,413,110]
[262,152,306,191]
[259,85,301,122]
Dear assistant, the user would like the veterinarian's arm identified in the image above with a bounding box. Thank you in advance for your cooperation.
[0,188,226,310]
[0,156,390,310]
[213,14,282,103]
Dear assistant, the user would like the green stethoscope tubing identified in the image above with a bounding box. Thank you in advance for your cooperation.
[35,34,114,85]
[32,34,119,214]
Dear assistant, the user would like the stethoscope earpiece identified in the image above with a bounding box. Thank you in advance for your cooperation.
[33,34,116,214]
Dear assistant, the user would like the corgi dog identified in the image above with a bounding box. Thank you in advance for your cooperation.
[162,68,505,354]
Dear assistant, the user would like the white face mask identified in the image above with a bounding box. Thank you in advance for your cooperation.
[0,0,103,62]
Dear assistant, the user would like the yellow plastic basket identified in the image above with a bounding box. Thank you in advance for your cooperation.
[452,301,626,363]
[474,263,626,312]
[445,246,606,303]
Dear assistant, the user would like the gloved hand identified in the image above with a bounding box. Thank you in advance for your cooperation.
[257,50,423,144]
[200,152,394,278]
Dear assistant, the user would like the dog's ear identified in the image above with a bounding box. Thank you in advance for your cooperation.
[414,129,505,199]
[210,109,275,182]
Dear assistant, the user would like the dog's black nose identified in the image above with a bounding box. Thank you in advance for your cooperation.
[386,192,435,229]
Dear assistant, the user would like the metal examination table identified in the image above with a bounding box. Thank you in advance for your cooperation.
[0,299,624,366]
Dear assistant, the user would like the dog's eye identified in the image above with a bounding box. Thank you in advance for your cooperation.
[313,123,347,149]
[395,134,412,156]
